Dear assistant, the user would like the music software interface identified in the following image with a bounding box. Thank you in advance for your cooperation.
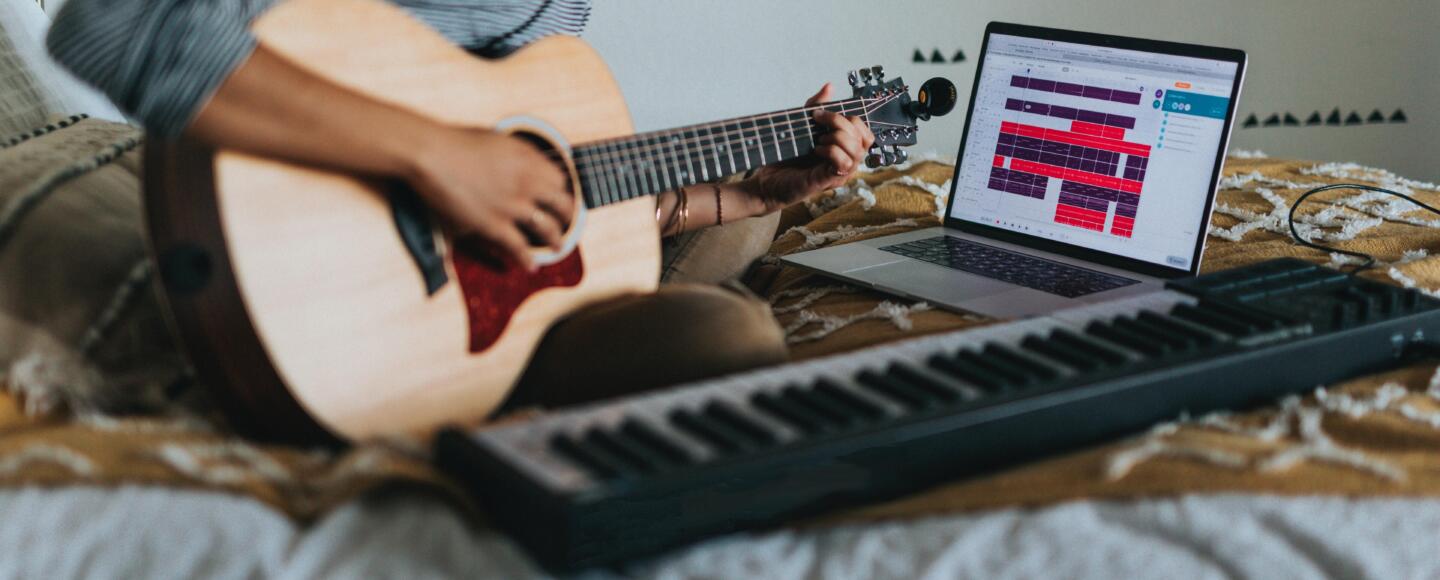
[950,34,1239,269]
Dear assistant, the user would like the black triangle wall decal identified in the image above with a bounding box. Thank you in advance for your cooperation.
[1242,114,1259,128]
[1390,109,1408,123]
[1283,113,1300,126]
[1306,112,1323,125]
[1326,109,1343,125]
[913,49,926,63]
[1367,109,1386,123]
[1344,111,1364,125]
[952,49,967,63]
[930,49,946,63]
[1262,114,1282,127]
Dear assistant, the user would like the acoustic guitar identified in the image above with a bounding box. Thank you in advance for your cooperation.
[144,0,955,444]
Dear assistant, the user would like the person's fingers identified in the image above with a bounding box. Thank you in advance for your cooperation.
[520,205,565,250]
[820,143,853,176]
[855,117,876,150]
[805,82,833,108]
[821,126,864,171]
[536,189,575,230]
[486,219,536,271]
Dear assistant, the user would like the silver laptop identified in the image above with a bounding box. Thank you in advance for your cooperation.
[784,23,1246,318]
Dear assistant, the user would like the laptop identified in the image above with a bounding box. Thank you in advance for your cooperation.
[784,23,1246,318]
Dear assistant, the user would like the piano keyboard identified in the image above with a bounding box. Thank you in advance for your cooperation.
[436,259,1440,571]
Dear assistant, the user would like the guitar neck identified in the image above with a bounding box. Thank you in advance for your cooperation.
[572,96,882,208]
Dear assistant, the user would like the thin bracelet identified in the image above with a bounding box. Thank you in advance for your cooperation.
[663,188,685,235]
[677,186,690,235]
[713,184,724,226]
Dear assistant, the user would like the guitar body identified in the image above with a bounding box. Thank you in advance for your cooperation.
[145,0,659,442]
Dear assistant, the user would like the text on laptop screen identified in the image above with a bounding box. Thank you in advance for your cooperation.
[949,33,1240,270]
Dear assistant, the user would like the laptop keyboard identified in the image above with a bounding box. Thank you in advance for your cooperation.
[879,236,1140,298]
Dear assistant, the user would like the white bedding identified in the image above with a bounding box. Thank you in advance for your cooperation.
[2,486,1436,579]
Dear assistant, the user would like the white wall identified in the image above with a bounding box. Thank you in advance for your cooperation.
[583,0,1440,181]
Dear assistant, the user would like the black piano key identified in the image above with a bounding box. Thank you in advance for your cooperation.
[956,349,1034,386]
[752,392,830,435]
[1204,300,1285,330]
[1050,328,1133,365]
[783,386,865,426]
[1019,335,1102,373]
[550,434,632,480]
[669,409,750,455]
[583,429,661,474]
[1171,303,1253,336]
[1085,321,1169,357]
[619,419,695,467]
[1137,311,1221,346]
[927,354,1006,392]
[887,363,965,401]
[813,379,888,419]
[1113,316,1197,351]
[856,369,937,410]
[982,343,1060,381]
[704,401,779,445]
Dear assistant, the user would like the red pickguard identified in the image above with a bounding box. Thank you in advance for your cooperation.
[451,237,584,353]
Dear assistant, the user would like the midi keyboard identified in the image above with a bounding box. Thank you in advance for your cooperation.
[436,259,1440,570]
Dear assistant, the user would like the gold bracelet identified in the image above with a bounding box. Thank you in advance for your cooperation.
[663,188,684,236]
[713,184,724,226]
[677,186,690,235]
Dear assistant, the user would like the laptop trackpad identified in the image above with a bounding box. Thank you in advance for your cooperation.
[849,260,1015,302]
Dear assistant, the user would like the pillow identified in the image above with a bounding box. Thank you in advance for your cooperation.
[0,117,186,416]
[0,0,126,136]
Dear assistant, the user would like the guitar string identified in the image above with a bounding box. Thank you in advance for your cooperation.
[572,92,901,165]
[543,97,881,168]
[565,93,907,205]
[550,92,905,177]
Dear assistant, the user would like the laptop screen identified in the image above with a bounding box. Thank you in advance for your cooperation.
[948,32,1241,272]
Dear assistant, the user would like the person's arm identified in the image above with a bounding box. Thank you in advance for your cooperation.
[657,83,875,235]
[192,46,574,266]
[48,0,573,269]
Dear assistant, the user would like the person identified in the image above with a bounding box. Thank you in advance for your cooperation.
[46,0,875,410]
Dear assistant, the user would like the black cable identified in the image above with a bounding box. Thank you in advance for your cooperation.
[1287,183,1440,275]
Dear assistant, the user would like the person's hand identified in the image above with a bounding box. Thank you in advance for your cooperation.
[406,127,574,270]
[738,83,876,215]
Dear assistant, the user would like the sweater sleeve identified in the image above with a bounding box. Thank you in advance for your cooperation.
[46,0,278,137]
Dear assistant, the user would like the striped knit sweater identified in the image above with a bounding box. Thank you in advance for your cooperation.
[44,0,592,137]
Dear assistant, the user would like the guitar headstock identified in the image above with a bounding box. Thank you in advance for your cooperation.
[849,66,957,168]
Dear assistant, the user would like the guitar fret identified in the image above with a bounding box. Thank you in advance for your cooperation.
[576,154,599,208]
[605,142,623,205]
[769,114,784,162]
[580,148,605,206]
[668,132,694,187]
[617,141,640,201]
[694,127,712,182]
[737,119,756,173]
[652,134,673,193]
[571,97,875,207]
[639,137,663,196]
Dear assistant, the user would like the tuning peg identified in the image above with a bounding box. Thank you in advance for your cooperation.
[859,68,874,83]
[865,151,884,169]
[894,149,909,164]
[871,66,885,82]
[848,70,862,89]
[881,148,898,166]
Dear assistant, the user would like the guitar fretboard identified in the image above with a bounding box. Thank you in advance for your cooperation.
[571,95,893,208]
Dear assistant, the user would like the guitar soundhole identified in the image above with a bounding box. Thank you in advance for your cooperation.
[451,128,585,354]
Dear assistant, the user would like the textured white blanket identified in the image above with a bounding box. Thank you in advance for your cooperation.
[2,487,1436,579]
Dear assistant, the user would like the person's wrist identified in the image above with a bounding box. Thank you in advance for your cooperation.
[395,117,459,185]
[731,177,772,218]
